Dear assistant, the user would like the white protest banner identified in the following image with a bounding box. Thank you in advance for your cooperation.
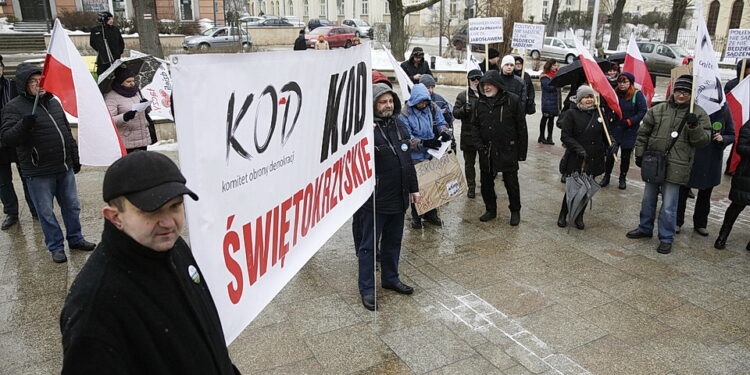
[141,62,173,120]
[171,47,374,344]
[468,17,504,44]
[694,16,725,115]
[511,23,545,50]
[726,29,750,58]
[383,46,413,101]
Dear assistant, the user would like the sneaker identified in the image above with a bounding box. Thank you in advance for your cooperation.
[656,242,672,254]
[694,228,709,237]
[626,229,652,239]
[70,240,96,251]
[51,250,67,263]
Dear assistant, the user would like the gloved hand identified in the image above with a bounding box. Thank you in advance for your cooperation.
[577,150,588,159]
[464,102,473,113]
[685,113,698,128]
[438,132,451,142]
[123,110,137,121]
[612,119,627,128]
[635,156,643,167]
[22,114,36,127]
[73,163,81,174]
[422,139,442,149]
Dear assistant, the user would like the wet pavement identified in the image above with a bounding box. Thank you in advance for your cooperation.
[1,85,749,374]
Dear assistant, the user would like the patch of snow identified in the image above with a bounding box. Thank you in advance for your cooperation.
[148,139,178,152]
[372,48,480,72]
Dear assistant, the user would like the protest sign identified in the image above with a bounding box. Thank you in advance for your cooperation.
[511,23,545,50]
[469,17,504,44]
[141,62,173,120]
[726,29,750,58]
[171,47,374,344]
[413,152,467,215]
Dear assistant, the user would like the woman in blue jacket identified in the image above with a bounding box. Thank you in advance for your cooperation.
[602,72,648,189]
[539,59,560,145]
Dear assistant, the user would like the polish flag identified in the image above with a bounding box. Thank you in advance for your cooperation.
[570,30,622,118]
[40,19,125,166]
[726,75,750,173]
[623,34,654,106]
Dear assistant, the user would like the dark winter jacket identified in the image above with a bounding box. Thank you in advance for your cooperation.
[514,69,536,115]
[61,221,239,375]
[635,97,711,185]
[0,73,18,155]
[479,61,499,73]
[294,34,308,50]
[730,123,750,205]
[724,59,749,94]
[400,52,432,84]
[687,104,735,189]
[0,64,80,178]
[473,71,528,173]
[363,112,419,214]
[453,87,480,150]
[540,74,560,116]
[89,24,125,65]
[608,89,648,149]
[560,106,608,177]
[499,72,527,113]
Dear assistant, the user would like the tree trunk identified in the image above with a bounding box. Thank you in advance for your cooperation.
[666,0,688,44]
[607,0,626,50]
[389,0,442,59]
[132,0,164,58]
[547,0,560,37]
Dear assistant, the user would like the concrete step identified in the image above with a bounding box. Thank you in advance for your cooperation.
[0,33,47,54]
[12,22,50,33]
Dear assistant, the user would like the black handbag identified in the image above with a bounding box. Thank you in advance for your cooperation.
[640,117,687,184]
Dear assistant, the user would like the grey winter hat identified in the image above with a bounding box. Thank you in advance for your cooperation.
[419,74,436,87]
[574,85,596,103]
[372,83,401,113]
[673,74,693,92]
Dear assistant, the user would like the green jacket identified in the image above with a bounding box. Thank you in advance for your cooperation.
[634,99,711,185]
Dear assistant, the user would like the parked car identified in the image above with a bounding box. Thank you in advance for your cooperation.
[182,27,252,51]
[256,18,293,27]
[307,18,336,31]
[239,15,264,24]
[342,18,372,38]
[305,26,355,48]
[636,41,689,75]
[282,16,305,27]
[529,38,578,64]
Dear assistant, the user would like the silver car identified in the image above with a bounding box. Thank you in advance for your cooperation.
[183,27,252,51]
[529,37,578,64]
[342,19,372,38]
[636,42,689,75]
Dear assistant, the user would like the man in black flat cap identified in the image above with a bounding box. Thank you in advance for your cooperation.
[60,151,240,374]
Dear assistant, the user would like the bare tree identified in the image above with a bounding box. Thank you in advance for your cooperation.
[666,0,690,43]
[547,0,560,37]
[389,0,442,59]
[607,0,626,50]
[479,0,523,55]
[132,0,164,57]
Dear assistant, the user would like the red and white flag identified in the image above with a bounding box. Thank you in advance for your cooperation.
[41,19,125,166]
[623,34,654,106]
[570,30,622,118]
[726,75,750,173]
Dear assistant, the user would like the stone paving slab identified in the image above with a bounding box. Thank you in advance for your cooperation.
[1,86,749,374]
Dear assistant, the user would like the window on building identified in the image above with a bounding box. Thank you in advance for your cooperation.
[362,0,368,15]
[320,0,327,16]
[730,0,744,29]
[289,0,293,14]
[337,0,344,15]
[304,0,309,16]
[707,0,720,36]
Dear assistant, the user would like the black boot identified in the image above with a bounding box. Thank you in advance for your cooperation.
[467,187,476,199]
[575,210,585,230]
[746,241,749,251]
[618,173,627,189]
[557,198,568,228]
[600,174,611,187]
[714,224,731,249]
[545,136,555,145]
[538,136,545,143]
[480,211,497,222]
[510,211,520,226]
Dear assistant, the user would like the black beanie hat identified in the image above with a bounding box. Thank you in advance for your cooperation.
[488,48,500,59]
[114,67,135,85]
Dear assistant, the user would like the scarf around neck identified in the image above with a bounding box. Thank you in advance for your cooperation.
[113,82,139,98]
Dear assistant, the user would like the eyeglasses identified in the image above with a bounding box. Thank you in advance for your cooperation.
[674,90,691,96]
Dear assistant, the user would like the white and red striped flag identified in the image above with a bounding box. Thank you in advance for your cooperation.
[41,19,125,166]
[726,75,750,173]
[570,30,622,118]
[623,34,654,106]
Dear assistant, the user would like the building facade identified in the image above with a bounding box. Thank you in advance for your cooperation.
[0,0,224,24]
